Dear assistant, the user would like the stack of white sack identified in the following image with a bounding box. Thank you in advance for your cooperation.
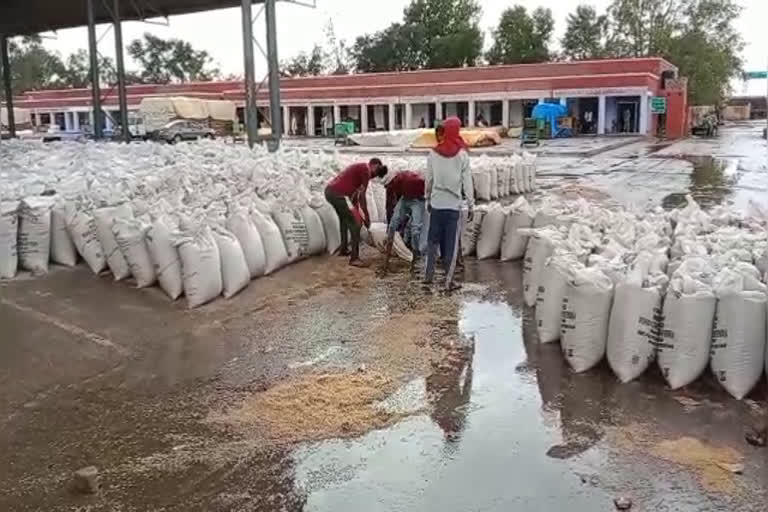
[469,153,537,201]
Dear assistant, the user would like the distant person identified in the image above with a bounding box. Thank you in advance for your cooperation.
[476,113,487,127]
[325,158,388,267]
[419,117,426,129]
[424,117,474,291]
[381,170,426,274]
[622,108,632,133]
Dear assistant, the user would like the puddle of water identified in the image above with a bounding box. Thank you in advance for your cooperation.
[661,156,736,209]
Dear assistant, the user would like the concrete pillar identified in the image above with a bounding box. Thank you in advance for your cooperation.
[539,98,546,104]
[73,111,81,131]
[64,112,72,131]
[307,105,315,136]
[333,104,341,126]
[468,100,476,127]
[639,94,650,135]
[405,103,413,129]
[435,100,442,122]
[598,95,607,135]
[282,105,290,135]
[388,103,396,131]
[502,100,510,128]
[560,97,567,107]
[361,104,368,133]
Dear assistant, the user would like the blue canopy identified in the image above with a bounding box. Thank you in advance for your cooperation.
[531,103,569,138]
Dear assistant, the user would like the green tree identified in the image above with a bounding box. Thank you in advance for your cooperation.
[605,0,743,105]
[127,33,219,84]
[58,49,117,88]
[281,45,326,77]
[561,5,608,60]
[0,36,65,98]
[486,6,554,65]
[351,0,483,72]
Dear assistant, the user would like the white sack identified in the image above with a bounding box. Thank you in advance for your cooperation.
[473,170,492,201]
[252,209,290,274]
[316,204,341,255]
[146,217,183,300]
[112,217,156,288]
[500,197,535,261]
[606,283,663,383]
[273,209,310,263]
[535,257,572,343]
[0,201,18,278]
[657,289,716,390]
[211,227,250,299]
[50,201,77,266]
[66,204,106,275]
[365,186,380,224]
[461,207,486,257]
[476,204,505,260]
[711,293,767,399]
[301,205,327,256]
[18,196,54,274]
[523,232,557,307]
[367,222,413,262]
[561,268,614,373]
[373,185,387,224]
[226,210,266,278]
[94,204,134,280]
[176,226,223,309]
[489,168,499,199]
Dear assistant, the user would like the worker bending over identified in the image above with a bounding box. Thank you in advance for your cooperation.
[424,117,474,290]
[325,158,388,267]
[381,170,426,273]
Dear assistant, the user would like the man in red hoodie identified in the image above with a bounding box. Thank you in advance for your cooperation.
[325,158,388,267]
[381,170,426,273]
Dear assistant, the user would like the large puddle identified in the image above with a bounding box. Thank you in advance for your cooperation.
[661,156,737,209]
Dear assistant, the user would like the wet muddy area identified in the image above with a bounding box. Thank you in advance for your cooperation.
[2,251,766,511]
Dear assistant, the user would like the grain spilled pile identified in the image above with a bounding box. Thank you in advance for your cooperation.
[214,372,401,443]
[649,437,745,495]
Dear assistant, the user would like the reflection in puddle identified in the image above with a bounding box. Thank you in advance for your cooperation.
[661,156,736,209]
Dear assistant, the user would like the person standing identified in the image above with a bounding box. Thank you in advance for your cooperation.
[325,158,388,267]
[424,117,474,290]
[381,170,426,273]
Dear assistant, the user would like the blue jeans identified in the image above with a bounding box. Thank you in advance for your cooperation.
[424,208,461,285]
[387,198,425,253]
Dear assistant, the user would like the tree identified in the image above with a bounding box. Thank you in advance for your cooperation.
[127,33,219,84]
[606,0,682,57]
[486,6,554,65]
[281,45,326,77]
[0,36,65,98]
[58,49,117,88]
[561,5,608,60]
[605,0,744,105]
[351,0,483,72]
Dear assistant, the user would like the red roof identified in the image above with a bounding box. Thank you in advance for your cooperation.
[14,58,677,110]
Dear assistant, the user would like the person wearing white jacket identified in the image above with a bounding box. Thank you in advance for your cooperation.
[424,117,475,290]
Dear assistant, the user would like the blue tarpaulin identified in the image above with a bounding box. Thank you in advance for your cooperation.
[531,103,569,138]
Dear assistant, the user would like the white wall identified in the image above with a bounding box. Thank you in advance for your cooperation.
[509,101,524,127]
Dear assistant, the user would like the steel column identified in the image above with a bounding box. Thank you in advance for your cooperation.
[87,0,103,139]
[113,0,130,142]
[1,35,15,138]
[265,0,281,151]
[241,0,258,148]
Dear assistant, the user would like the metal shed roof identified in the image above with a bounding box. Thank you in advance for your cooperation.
[0,0,265,37]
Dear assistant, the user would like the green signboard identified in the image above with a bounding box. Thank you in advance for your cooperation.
[651,97,667,114]
[744,71,768,80]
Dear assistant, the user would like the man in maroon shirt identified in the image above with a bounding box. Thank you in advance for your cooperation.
[325,158,388,266]
[381,170,426,273]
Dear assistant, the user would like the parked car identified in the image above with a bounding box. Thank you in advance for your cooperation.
[153,120,215,143]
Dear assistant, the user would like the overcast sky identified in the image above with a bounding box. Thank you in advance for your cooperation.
[44,0,767,95]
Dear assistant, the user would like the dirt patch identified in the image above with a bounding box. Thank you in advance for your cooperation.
[211,372,399,444]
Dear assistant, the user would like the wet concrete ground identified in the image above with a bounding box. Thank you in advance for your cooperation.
[2,123,768,511]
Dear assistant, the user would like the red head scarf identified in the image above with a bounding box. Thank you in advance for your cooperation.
[434,116,468,158]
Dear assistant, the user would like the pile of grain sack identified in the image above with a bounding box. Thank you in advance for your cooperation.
[0,140,537,308]
[463,194,768,400]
